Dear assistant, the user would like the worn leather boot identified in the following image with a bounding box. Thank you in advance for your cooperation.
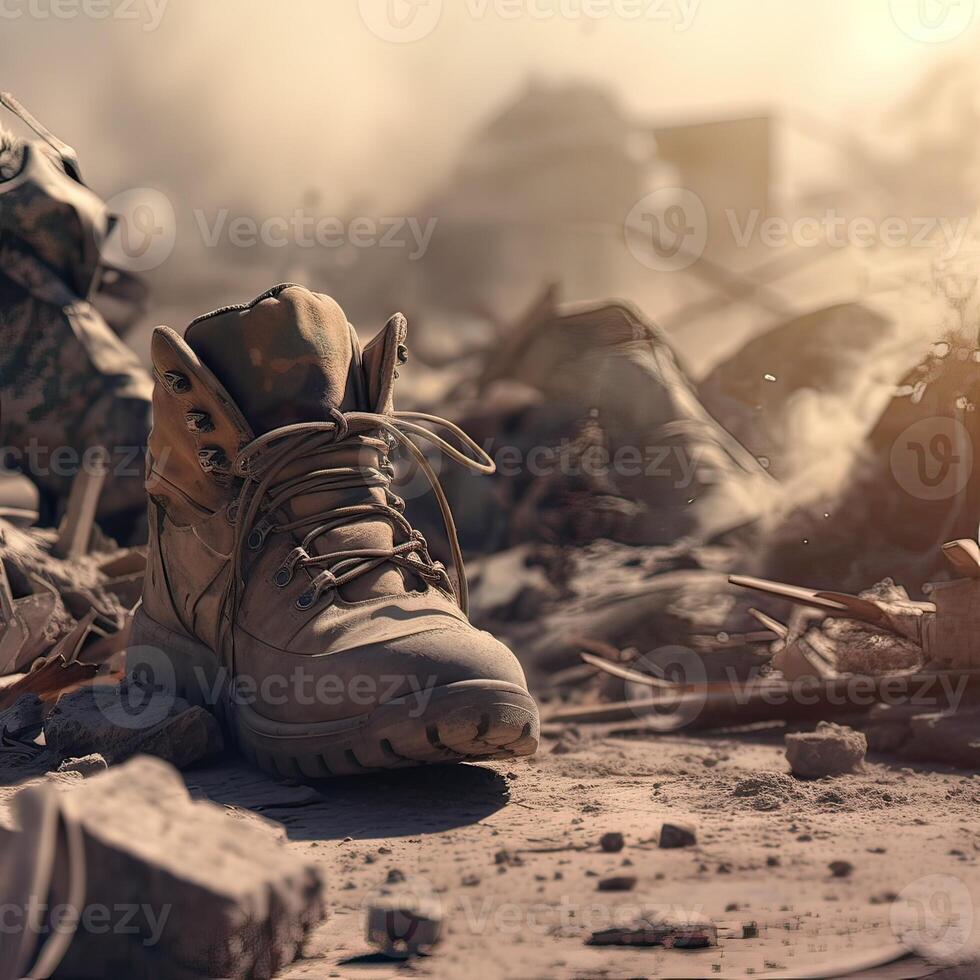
[130,284,539,777]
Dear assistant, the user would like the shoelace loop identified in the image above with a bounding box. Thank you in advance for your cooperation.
[219,409,494,653]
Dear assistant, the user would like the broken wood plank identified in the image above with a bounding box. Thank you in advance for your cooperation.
[52,447,108,560]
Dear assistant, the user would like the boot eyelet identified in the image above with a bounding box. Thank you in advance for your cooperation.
[185,410,214,433]
[295,590,316,610]
[225,501,239,525]
[198,447,228,473]
[274,566,293,587]
[247,529,265,550]
[163,370,191,394]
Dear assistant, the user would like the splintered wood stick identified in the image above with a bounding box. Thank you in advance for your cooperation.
[53,447,109,559]
[544,671,980,730]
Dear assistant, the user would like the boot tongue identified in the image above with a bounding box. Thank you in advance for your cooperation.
[186,285,415,602]
[184,284,368,432]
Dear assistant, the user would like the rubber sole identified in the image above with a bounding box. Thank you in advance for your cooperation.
[129,607,539,778]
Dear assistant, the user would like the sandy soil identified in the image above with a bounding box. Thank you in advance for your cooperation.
[2,726,978,978]
[189,731,980,979]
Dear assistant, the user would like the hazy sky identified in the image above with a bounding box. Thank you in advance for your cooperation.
[1,0,974,216]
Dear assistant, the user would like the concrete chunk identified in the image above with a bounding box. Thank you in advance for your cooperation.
[785,722,867,778]
[658,821,698,848]
[17,756,325,979]
[44,683,223,769]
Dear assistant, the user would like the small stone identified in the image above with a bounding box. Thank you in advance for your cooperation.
[597,875,636,892]
[44,684,223,770]
[386,869,406,884]
[599,831,625,853]
[785,723,866,779]
[588,911,717,948]
[366,887,442,959]
[56,753,109,777]
[829,861,853,878]
[659,822,698,848]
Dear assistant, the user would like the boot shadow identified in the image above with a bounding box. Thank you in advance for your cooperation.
[185,759,512,840]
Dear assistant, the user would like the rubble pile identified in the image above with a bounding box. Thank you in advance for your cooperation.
[0,757,325,980]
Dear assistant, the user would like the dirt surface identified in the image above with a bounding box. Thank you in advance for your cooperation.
[3,727,978,978]
[47,729,969,979]
[2,724,979,979]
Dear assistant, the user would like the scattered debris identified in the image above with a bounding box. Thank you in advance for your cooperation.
[597,875,636,892]
[44,683,223,769]
[599,831,625,853]
[365,880,443,959]
[785,723,868,779]
[1,756,324,979]
[56,753,109,777]
[658,821,698,849]
[588,910,718,948]
[896,708,980,769]
[0,693,43,739]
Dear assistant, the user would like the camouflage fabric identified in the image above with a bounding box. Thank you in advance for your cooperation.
[0,268,152,532]
[0,121,152,538]
[0,141,108,299]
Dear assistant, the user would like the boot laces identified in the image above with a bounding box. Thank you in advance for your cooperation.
[222,409,493,633]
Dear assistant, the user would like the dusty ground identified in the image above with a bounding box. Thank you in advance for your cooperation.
[2,727,978,978]
[184,731,979,977]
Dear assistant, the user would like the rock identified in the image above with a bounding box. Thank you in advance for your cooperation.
[599,831,625,853]
[44,683,223,769]
[659,821,698,848]
[365,881,442,959]
[56,753,109,777]
[597,875,636,892]
[0,693,43,738]
[588,910,717,948]
[829,860,854,878]
[785,722,867,778]
[900,709,980,769]
[5,756,325,979]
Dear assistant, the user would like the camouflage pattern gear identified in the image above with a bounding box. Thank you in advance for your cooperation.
[0,97,152,535]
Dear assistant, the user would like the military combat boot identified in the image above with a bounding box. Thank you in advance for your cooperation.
[131,284,539,776]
